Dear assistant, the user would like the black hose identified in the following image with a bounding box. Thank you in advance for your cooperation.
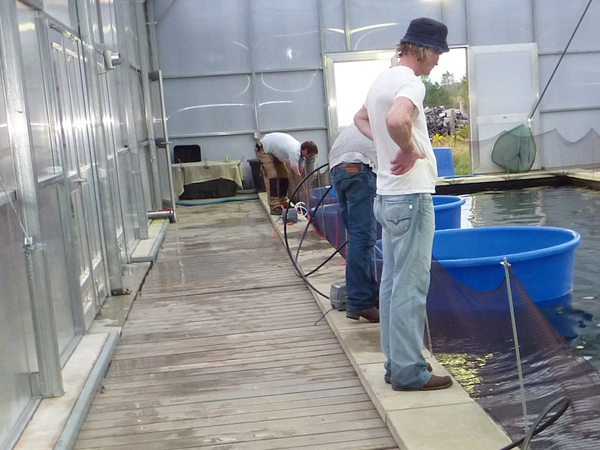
[303,240,347,277]
[497,396,571,450]
[282,163,333,298]
[282,162,352,300]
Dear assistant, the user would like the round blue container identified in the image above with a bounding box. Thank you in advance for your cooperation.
[432,226,581,305]
[308,203,346,253]
[309,186,337,208]
[433,147,455,177]
[433,195,465,230]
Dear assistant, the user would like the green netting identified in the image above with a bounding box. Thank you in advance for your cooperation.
[491,124,537,173]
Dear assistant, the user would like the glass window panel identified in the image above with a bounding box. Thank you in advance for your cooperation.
[116,149,137,250]
[321,0,347,53]
[18,5,61,179]
[50,32,78,175]
[348,0,441,51]
[251,0,321,71]
[43,0,72,27]
[256,71,326,131]
[155,0,251,76]
[65,44,92,168]
[137,142,154,211]
[131,69,148,141]
[121,0,141,69]
[0,68,14,190]
[468,0,534,46]
[0,202,37,437]
[536,0,600,53]
[98,0,118,48]
[87,0,102,44]
[97,67,126,258]
[164,75,255,136]
[538,53,600,112]
[106,69,127,150]
[39,184,78,356]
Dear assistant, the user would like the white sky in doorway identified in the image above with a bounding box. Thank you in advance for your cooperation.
[429,48,467,83]
[333,48,467,128]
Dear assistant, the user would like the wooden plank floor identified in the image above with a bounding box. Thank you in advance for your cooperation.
[74,199,398,450]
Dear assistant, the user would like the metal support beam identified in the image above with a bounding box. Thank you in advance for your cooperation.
[134,0,165,211]
[0,0,63,397]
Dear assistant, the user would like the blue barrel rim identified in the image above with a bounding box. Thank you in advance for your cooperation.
[433,195,466,211]
[433,226,581,268]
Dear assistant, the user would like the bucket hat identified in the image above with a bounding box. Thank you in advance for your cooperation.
[401,17,449,53]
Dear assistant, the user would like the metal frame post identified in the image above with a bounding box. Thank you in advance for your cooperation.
[134,0,165,212]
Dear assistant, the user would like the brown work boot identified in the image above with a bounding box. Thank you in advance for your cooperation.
[346,306,379,323]
[392,374,453,391]
[270,206,283,215]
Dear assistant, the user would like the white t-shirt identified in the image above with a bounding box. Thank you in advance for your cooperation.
[261,133,301,164]
[364,66,437,195]
[328,123,378,172]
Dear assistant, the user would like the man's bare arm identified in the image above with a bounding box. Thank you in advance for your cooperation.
[290,162,302,177]
[386,97,424,175]
[354,105,373,140]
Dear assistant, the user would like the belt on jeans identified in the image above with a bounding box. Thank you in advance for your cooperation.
[333,162,371,171]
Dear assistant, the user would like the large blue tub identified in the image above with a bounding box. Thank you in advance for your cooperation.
[309,189,464,231]
[433,195,465,230]
[311,194,465,248]
[308,203,346,254]
[308,186,337,207]
[432,226,581,305]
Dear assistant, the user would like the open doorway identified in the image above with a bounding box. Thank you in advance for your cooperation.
[324,48,470,174]
[425,47,470,175]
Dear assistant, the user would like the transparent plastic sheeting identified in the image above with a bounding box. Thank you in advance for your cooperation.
[426,259,600,449]
[475,127,600,174]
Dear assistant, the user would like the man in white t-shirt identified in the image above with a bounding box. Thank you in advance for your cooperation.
[256,133,318,215]
[354,17,453,391]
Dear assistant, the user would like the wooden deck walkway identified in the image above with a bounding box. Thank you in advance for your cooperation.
[74,199,398,449]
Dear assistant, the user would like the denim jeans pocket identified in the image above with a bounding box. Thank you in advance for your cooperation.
[383,198,414,236]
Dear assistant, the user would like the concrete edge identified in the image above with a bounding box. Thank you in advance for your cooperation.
[130,219,169,263]
[54,332,120,450]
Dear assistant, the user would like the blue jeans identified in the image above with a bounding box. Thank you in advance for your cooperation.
[330,165,378,313]
[374,193,434,389]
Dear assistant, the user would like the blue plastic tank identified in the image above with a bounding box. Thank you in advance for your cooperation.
[308,186,337,208]
[433,195,465,230]
[433,147,455,177]
[432,226,581,305]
